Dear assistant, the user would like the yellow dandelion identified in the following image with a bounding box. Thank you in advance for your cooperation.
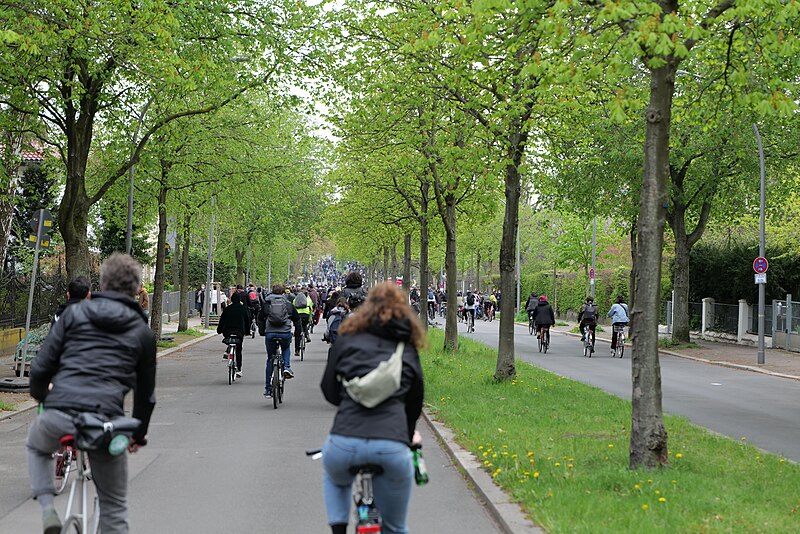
[555,462,561,467]
[741,437,747,441]
[780,459,786,463]
[671,480,677,484]
[659,497,666,503]
[533,472,540,478]
[568,464,574,469]
[634,484,640,490]
[492,453,497,458]
[511,454,517,459]
[655,490,661,495]
[527,452,534,457]
[642,504,649,511]
[479,446,484,450]
[524,471,530,476]
[647,479,653,483]
[675,453,683,459]
[569,458,574,462]
[608,444,615,448]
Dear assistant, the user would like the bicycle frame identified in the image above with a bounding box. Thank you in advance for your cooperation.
[62,446,99,534]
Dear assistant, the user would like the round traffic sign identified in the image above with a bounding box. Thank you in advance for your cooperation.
[589,268,595,279]
[753,257,769,274]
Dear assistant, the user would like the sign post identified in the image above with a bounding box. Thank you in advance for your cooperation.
[21,209,53,362]
[754,255,768,364]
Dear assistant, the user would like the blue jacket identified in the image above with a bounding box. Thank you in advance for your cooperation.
[607,303,629,324]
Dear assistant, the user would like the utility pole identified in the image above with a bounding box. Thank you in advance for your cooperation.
[590,217,597,299]
[754,124,766,365]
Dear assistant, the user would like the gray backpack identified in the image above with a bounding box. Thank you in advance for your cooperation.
[267,298,289,326]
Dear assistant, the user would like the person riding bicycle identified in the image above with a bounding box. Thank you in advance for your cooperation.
[320,282,425,534]
[341,271,368,310]
[426,286,436,318]
[27,253,156,534]
[464,290,477,325]
[525,292,539,324]
[577,296,599,347]
[258,283,302,398]
[246,283,261,323]
[217,291,250,378]
[533,295,555,338]
[294,287,313,352]
[482,291,493,320]
[607,295,630,356]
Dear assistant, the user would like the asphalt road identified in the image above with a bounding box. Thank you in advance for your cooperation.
[0,329,502,533]
[463,317,800,462]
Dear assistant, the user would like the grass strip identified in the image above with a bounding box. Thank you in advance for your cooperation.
[421,329,800,533]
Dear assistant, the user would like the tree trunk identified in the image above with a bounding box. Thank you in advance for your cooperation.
[383,245,390,284]
[476,251,481,293]
[403,234,412,291]
[150,180,169,340]
[496,140,523,380]
[419,185,430,328]
[443,194,459,351]
[630,63,673,470]
[172,233,181,290]
[59,156,93,280]
[0,134,24,269]
[178,214,191,332]
[235,249,246,286]
[629,222,637,331]
[391,244,398,283]
[671,208,691,343]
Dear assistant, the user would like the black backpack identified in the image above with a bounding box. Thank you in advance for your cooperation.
[267,298,289,326]
[583,304,597,321]
[466,294,475,306]
[345,287,366,309]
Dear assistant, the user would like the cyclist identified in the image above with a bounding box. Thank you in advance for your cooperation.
[258,283,301,398]
[463,290,477,327]
[294,287,313,352]
[341,271,367,310]
[525,292,539,324]
[489,291,497,319]
[27,253,155,534]
[456,291,464,321]
[426,286,436,319]
[52,276,91,324]
[577,296,598,348]
[323,298,349,344]
[246,283,261,325]
[533,295,555,339]
[482,291,493,320]
[320,282,425,534]
[607,295,630,356]
[217,291,249,378]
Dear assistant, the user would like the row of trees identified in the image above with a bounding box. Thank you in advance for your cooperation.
[0,2,327,336]
[317,0,800,469]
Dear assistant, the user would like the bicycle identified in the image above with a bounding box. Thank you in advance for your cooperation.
[297,329,306,362]
[250,316,257,338]
[528,314,535,336]
[581,325,595,358]
[269,338,286,410]
[222,335,241,385]
[427,302,436,321]
[466,309,475,333]
[59,415,141,534]
[54,443,76,495]
[613,324,626,358]
[538,325,550,353]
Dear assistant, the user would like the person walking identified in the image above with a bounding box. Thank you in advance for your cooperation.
[320,282,425,534]
[26,253,156,534]
[137,283,149,320]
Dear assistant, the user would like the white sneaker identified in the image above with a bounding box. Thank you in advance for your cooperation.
[235,371,242,378]
[610,349,615,356]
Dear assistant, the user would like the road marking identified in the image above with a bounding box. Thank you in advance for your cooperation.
[711,383,722,386]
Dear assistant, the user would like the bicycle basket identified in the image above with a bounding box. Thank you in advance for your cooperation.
[73,413,141,451]
[613,325,626,333]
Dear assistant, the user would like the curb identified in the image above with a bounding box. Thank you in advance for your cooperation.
[422,409,545,534]
[0,331,218,423]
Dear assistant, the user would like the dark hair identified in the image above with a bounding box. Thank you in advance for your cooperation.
[339,282,426,349]
[272,283,285,294]
[100,253,142,297]
[616,295,625,304]
[345,271,363,287]
[231,292,241,305]
[68,276,91,300]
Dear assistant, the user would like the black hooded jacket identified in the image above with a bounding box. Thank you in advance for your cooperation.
[30,291,157,442]
[321,317,424,445]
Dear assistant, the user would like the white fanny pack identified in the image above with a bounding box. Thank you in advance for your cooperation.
[341,342,404,408]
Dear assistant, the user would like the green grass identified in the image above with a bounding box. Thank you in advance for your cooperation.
[658,338,702,349]
[175,328,205,337]
[157,341,177,349]
[422,330,800,533]
[570,325,606,333]
[555,321,569,327]
[0,401,16,411]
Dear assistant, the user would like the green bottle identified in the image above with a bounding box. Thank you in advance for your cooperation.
[108,435,129,456]
[412,448,429,486]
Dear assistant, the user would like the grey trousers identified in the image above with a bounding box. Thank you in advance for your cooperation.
[27,409,130,534]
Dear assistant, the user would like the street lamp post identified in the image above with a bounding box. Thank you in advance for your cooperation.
[590,217,597,299]
[204,198,215,329]
[754,124,766,365]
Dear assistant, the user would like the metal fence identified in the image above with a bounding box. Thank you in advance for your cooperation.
[749,304,774,335]
[160,291,195,317]
[772,301,799,334]
[0,268,73,329]
[710,302,738,335]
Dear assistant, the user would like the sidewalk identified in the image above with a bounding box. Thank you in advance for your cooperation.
[550,321,800,381]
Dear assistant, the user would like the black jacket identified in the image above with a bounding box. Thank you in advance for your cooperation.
[321,318,424,445]
[30,292,157,442]
[217,302,249,337]
[533,302,555,326]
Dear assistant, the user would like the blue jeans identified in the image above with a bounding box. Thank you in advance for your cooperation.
[264,332,292,392]
[322,434,413,534]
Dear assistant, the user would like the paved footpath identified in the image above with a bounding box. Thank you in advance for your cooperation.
[0,322,518,533]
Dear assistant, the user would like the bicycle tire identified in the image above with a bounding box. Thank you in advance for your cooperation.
[228,360,233,385]
[272,363,280,409]
[60,515,82,533]
[543,330,549,353]
[618,337,625,358]
[528,321,534,335]
[537,334,543,352]
[54,447,73,495]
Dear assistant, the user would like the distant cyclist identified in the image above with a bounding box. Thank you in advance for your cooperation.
[258,284,301,398]
[294,287,313,352]
[217,291,249,378]
[533,295,555,337]
[577,296,598,347]
[463,290,477,325]
[525,292,539,324]
[341,271,367,310]
[607,296,629,356]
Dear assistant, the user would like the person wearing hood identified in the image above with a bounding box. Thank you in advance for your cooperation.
[320,282,425,534]
[323,297,349,344]
[26,253,156,534]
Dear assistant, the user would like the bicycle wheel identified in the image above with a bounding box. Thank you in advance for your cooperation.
[537,333,543,352]
[272,363,280,409]
[61,515,82,533]
[228,358,234,385]
[583,339,590,358]
[617,336,625,358]
[54,447,74,495]
[528,320,534,335]
[543,330,549,353]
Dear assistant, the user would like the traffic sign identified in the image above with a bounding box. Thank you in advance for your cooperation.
[25,209,53,249]
[753,257,769,274]
[589,268,595,279]
[755,273,767,284]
